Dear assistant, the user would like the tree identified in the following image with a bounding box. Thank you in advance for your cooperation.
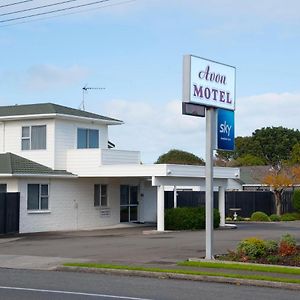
[234,154,265,166]
[289,143,300,165]
[155,149,205,165]
[253,127,300,167]
[262,168,293,215]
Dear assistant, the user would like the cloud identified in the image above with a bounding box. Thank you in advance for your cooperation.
[99,92,300,163]
[24,64,90,91]
[236,92,300,137]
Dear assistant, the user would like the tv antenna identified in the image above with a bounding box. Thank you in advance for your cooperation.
[80,85,105,111]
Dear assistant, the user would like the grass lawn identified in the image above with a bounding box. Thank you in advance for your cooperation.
[63,262,300,285]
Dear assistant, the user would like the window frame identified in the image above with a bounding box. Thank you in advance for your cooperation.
[94,184,108,207]
[27,183,49,211]
[77,128,99,149]
[21,125,47,150]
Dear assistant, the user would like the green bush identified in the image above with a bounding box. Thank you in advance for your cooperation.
[280,233,296,247]
[250,211,271,222]
[269,214,281,222]
[292,189,300,213]
[237,237,267,259]
[264,240,278,253]
[164,207,220,230]
[280,213,297,221]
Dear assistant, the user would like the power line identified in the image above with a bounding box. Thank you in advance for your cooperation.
[0,0,112,23]
[0,0,79,17]
[0,0,34,9]
[0,0,136,27]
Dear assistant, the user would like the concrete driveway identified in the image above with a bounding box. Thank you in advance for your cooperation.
[0,222,300,269]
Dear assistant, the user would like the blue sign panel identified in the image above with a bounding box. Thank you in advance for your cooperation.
[217,109,235,151]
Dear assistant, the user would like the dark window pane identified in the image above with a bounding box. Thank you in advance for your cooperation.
[130,206,138,222]
[100,185,108,206]
[28,184,39,210]
[120,185,129,205]
[22,126,30,138]
[41,197,48,210]
[88,129,99,148]
[120,207,129,222]
[130,186,138,205]
[94,184,100,207]
[22,139,30,150]
[0,184,7,193]
[41,184,48,196]
[77,128,88,149]
[31,125,46,150]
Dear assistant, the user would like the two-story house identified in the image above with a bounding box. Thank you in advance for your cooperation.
[0,103,239,233]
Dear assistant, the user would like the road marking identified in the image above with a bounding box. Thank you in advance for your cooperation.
[0,286,154,300]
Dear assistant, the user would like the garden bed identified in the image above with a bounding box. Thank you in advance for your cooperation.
[217,234,300,267]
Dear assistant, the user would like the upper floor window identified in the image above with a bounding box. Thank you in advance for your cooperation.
[22,125,46,150]
[77,128,99,149]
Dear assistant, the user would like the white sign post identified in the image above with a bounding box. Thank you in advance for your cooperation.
[182,55,236,260]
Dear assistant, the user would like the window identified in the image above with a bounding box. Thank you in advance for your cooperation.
[77,128,99,149]
[22,125,46,150]
[94,184,108,207]
[27,184,49,210]
[0,184,7,193]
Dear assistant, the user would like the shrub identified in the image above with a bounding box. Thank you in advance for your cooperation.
[279,234,297,256]
[292,189,300,213]
[269,214,281,222]
[250,211,270,222]
[164,207,220,230]
[264,240,278,253]
[280,213,297,221]
[237,237,267,259]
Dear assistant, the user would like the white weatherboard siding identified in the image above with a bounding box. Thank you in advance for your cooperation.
[0,119,55,169]
[54,119,109,170]
[19,178,121,233]
[0,122,4,152]
[0,178,19,192]
[101,149,140,165]
[142,183,157,222]
[67,149,142,174]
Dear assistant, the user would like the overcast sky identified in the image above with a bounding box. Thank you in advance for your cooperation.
[1,0,299,163]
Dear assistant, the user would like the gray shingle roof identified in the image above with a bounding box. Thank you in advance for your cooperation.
[0,153,75,176]
[0,103,122,123]
[239,166,271,185]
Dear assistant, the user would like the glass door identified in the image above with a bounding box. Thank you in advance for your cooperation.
[120,185,138,222]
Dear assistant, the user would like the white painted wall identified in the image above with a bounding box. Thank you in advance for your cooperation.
[0,122,4,152]
[19,178,121,233]
[54,119,108,170]
[0,178,19,192]
[142,181,157,222]
[0,119,55,168]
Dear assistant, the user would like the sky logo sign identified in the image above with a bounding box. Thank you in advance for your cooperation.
[217,109,235,151]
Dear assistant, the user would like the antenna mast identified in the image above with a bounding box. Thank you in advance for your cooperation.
[81,85,105,110]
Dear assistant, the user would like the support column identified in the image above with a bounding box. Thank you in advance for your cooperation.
[157,185,165,232]
[205,107,216,260]
[173,186,177,208]
[218,186,225,227]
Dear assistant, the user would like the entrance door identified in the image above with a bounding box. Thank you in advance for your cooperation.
[120,185,138,222]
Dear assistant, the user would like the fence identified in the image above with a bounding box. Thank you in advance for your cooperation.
[165,190,295,217]
[0,192,20,235]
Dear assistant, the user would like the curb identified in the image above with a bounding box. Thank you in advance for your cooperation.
[57,266,300,291]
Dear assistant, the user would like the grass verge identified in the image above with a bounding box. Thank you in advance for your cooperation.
[178,261,300,275]
[63,263,300,285]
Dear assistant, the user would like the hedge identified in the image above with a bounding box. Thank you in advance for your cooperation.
[165,207,220,230]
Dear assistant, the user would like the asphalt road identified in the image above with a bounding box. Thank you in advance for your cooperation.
[0,268,299,300]
[0,222,300,266]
